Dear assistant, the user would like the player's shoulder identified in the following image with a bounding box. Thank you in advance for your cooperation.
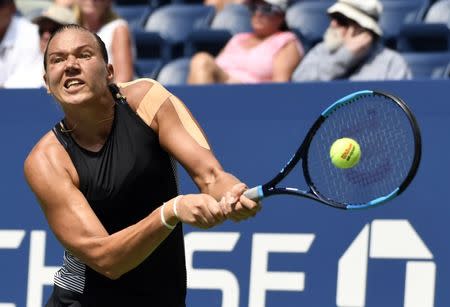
[117,78,173,111]
[24,131,71,179]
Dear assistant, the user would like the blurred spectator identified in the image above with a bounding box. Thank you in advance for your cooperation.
[205,0,245,12]
[34,4,76,54]
[5,4,75,88]
[0,0,41,88]
[424,0,450,28]
[4,4,75,87]
[292,0,411,82]
[188,0,304,84]
[55,0,76,8]
[75,0,135,83]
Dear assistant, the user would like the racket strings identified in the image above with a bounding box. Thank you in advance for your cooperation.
[306,94,415,206]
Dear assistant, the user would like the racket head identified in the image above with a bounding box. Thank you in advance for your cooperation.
[302,90,421,209]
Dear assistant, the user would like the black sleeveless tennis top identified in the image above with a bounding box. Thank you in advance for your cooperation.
[51,86,186,306]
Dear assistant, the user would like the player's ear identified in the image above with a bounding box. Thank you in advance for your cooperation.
[106,64,114,83]
[43,74,51,94]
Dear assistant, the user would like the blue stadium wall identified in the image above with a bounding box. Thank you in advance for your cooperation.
[0,80,448,307]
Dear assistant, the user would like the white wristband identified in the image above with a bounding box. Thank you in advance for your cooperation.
[160,202,176,230]
[173,195,182,219]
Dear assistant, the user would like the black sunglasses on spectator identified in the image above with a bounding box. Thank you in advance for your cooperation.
[330,13,354,27]
[248,3,284,16]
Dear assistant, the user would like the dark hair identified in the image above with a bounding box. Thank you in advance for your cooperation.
[43,24,108,71]
[0,0,14,6]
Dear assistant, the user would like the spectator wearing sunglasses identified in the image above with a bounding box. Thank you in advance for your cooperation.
[188,0,304,84]
[0,0,41,88]
[292,0,411,82]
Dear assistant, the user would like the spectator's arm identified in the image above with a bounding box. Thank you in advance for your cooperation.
[111,23,134,83]
[292,43,357,81]
[272,40,303,82]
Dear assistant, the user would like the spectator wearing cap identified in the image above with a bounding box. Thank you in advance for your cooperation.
[33,4,76,53]
[0,0,41,88]
[292,0,411,82]
[4,4,75,88]
[188,0,304,84]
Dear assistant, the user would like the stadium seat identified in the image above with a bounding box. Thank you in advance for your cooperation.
[444,62,450,78]
[210,4,252,35]
[172,0,204,4]
[379,1,428,47]
[114,4,152,29]
[156,57,191,85]
[402,51,450,78]
[114,0,150,5]
[286,1,331,50]
[144,4,215,59]
[133,29,172,61]
[134,58,164,79]
[397,23,450,52]
[184,29,231,56]
[184,4,251,57]
[424,0,450,27]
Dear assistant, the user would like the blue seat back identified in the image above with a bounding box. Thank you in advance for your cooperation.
[397,23,450,52]
[156,57,191,85]
[211,4,252,35]
[402,51,450,78]
[144,4,215,43]
[286,1,331,47]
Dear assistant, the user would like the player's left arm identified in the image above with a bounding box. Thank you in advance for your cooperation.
[122,79,260,220]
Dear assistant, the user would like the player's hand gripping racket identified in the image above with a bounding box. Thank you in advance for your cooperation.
[244,90,421,209]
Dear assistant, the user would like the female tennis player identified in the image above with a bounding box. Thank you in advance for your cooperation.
[24,24,260,306]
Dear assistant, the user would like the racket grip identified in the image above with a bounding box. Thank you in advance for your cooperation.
[243,186,264,200]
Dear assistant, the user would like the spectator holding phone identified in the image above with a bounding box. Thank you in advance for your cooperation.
[292,0,411,82]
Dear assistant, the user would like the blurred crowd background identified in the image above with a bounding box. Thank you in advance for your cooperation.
[1,0,450,88]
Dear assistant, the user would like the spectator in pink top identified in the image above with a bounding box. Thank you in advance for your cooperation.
[188,0,304,84]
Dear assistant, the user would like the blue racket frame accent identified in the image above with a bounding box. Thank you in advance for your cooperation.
[346,188,400,209]
[321,90,373,117]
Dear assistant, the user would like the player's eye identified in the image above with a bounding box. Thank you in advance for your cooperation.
[80,53,91,59]
[51,56,64,64]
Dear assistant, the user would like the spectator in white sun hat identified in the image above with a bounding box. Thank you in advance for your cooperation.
[292,0,411,82]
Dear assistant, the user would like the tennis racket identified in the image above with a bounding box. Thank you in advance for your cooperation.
[244,90,421,210]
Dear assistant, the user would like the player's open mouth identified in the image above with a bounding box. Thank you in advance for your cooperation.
[64,79,85,89]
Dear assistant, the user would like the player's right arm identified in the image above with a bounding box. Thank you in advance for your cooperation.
[24,132,225,279]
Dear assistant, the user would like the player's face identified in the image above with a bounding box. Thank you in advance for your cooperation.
[44,28,113,106]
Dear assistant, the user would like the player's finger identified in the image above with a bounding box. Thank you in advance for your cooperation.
[230,183,247,199]
[207,200,226,223]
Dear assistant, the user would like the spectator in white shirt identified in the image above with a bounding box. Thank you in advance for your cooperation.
[0,0,41,88]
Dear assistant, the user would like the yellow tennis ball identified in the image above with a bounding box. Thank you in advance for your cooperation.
[329,138,361,169]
